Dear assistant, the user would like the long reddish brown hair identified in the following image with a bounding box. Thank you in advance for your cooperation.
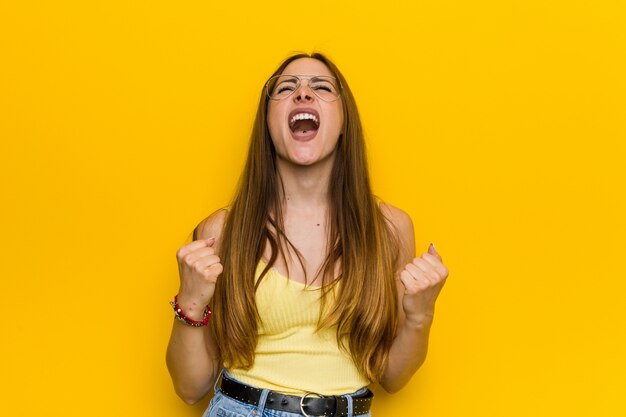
[209,52,399,383]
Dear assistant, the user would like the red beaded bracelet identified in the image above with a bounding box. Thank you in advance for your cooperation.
[170,295,211,327]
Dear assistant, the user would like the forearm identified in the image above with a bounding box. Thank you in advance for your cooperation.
[380,318,432,393]
[166,319,220,404]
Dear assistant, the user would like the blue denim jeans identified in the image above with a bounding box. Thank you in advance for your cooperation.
[202,370,372,417]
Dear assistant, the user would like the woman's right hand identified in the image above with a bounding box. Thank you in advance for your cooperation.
[175,237,223,320]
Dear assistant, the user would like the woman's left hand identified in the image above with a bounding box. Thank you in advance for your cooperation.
[399,243,449,327]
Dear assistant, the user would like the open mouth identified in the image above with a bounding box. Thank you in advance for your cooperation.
[288,109,320,140]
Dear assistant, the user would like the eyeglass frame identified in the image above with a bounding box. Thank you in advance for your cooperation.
[264,74,343,102]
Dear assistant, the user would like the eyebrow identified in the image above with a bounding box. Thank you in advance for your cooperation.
[277,78,298,85]
[281,74,335,79]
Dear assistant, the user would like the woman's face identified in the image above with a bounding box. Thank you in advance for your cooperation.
[266,58,344,167]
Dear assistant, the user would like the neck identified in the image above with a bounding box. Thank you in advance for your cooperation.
[275,155,335,211]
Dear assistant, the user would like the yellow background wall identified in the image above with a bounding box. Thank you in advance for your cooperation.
[1,1,624,416]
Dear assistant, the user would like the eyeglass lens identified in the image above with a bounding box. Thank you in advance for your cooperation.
[267,75,340,101]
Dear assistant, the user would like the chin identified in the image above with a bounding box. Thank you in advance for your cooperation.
[287,155,320,166]
[289,150,336,167]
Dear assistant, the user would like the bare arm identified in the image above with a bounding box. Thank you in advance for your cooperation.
[378,204,449,393]
[166,209,227,404]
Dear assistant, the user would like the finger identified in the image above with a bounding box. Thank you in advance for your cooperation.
[182,247,216,266]
[412,257,430,271]
[177,239,210,259]
[399,270,419,293]
[206,262,224,277]
[405,262,426,280]
[420,252,441,267]
[402,268,431,292]
[193,255,221,271]
[191,246,216,258]
[206,237,215,246]
[428,243,442,261]
[421,253,449,277]
[411,258,439,283]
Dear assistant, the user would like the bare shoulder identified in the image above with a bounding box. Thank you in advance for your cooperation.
[379,202,416,270]
[379,202,414,239]
[193,207,229,247]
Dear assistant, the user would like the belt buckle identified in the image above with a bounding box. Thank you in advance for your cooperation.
[300,391,324,417]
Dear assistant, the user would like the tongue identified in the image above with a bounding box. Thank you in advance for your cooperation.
[292,119,318,134]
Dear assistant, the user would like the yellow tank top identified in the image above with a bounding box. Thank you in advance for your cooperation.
[227,260,370,395]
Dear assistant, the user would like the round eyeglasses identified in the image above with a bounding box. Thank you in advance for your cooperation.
[265,75,342,102]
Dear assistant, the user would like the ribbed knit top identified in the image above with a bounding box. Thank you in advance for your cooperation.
[227,260,370,395]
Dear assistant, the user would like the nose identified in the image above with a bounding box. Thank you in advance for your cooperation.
[292,82,314,102]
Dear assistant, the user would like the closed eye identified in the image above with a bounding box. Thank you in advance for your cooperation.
[314,86,332,92]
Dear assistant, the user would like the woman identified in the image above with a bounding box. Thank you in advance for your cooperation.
[166,52,449,417]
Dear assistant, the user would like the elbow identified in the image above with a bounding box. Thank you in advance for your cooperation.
[181,396,203,406]
[169,371,213,406]
[385,386,402,394]
[171,371,218,405]
[378,374,405,394]
[380,362,426,394]
[171,373,215,404]
[166,356,217,406]
[379,381,403,394]
[176,387,207,405]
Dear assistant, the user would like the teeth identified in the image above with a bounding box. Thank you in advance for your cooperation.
[290,112,319,128]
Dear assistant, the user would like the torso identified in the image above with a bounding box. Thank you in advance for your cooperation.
[261,204,339,287]
[227,259,370,395]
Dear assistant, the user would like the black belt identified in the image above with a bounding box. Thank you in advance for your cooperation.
[218,373,373,417]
